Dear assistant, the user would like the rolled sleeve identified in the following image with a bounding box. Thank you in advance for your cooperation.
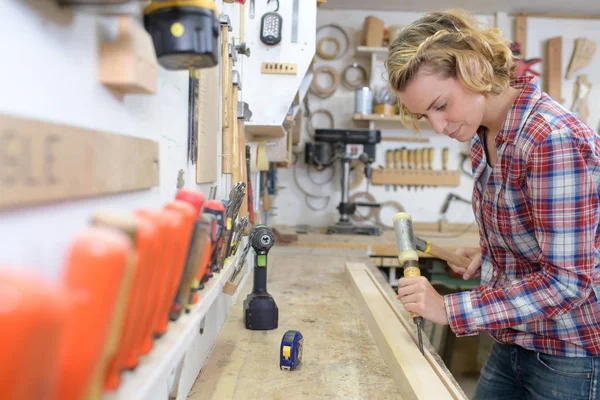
[444,291,479,337]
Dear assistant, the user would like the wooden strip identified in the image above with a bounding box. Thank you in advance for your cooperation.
[545,37,563,103]
[221,26,233,174]
[514,15,527,57]
[239,121,248,218]
[0,114,158,210]
[510,12,600,20]
[196,66,219,183]
[371,169,460,186]
[382,136,430,143]
[346,262,466,399]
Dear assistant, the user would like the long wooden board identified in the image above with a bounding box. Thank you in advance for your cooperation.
[346,262,467,400]
[0,114,159,209]
[196,66,219,183]
[545,37,562,102]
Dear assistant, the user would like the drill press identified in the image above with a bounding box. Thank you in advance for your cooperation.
[304,128,382,236]
[392,212,424,354]
[243,225,278,330]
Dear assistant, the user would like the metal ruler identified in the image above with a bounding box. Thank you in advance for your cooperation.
[291,0,299,43]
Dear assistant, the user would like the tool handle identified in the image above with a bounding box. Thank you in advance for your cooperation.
[427,148,434,170]
[393,149,400,168]
[442,147,448,171]
[386,150,392,168]
[425,243,472,271]
[415,148,422,170]
[403,265,421,320]
[400,147,407,169]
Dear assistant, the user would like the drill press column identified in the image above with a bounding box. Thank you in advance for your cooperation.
[392,212,425,354]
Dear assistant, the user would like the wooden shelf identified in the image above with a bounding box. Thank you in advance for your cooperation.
[371,169,460,186]
[356,46,388,55]
[354,113,403,122]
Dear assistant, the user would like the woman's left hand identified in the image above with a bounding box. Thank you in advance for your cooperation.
[397,277,449,326]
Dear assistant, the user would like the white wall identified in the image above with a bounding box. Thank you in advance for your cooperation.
[271,9,492,228]
[524,17,600,133]
[271,9,600,229]
[0,0,243,280]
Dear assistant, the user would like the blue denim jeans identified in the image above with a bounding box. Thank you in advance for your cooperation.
[473,342,600,399]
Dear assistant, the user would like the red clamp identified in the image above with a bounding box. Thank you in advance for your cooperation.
[510,41,542,77]
[515,58,542,77]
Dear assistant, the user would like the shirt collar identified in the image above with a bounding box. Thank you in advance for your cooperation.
[476,75,541,145]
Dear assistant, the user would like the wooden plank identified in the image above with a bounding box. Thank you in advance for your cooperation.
[346,262,466,400]
[196,66,219,183]
[0,114,158,210]
[221,26,233,174]
[545,37,562,102]
[238,120,248,217]
[514,15,527,57]
[382,136,430,143]
[510,12,600,20]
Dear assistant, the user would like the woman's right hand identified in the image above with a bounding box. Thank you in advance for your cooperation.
[448,247,482,280]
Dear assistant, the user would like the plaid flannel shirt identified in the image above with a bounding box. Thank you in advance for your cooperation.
[444,76,600,357]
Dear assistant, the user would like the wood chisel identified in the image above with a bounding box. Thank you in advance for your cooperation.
[86,213,139,399]
[0,268,66,400]
[133,210,169,358]
[175,189,210,315]
[161,201,196,324]
[164,198,203,321]
[53,226,134,400]
[194,213,217,295]
[135,209,178,340]
[203,199,226,277]
[101,214,159,390]
[154,208,188,337]
[392,212,424,354]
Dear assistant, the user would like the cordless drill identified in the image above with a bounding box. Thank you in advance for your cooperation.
[392,212,424,355]
[243,225,278,330]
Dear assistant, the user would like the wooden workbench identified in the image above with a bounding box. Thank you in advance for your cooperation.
[282,228,480,259]
[191,246,465,399]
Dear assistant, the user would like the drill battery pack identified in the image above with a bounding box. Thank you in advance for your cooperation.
[243,292,278,330]
[144,0,220,70]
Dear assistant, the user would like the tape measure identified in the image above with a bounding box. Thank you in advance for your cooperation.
[280,330,303,371]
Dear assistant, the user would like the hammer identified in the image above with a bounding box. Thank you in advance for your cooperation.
[414,236,472,273]
[392,212,425,354]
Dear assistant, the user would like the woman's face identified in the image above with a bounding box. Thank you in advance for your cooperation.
[397,69,486,142]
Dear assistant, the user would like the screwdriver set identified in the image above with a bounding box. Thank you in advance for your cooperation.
[373,146,460,188]
[0,183,250,400]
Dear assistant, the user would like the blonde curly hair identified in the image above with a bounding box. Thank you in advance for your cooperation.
[385,9,517,129]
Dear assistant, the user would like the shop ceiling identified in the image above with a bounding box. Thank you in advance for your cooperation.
[322,0,600,15]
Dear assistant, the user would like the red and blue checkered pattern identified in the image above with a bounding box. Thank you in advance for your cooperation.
[445,76,600,357]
